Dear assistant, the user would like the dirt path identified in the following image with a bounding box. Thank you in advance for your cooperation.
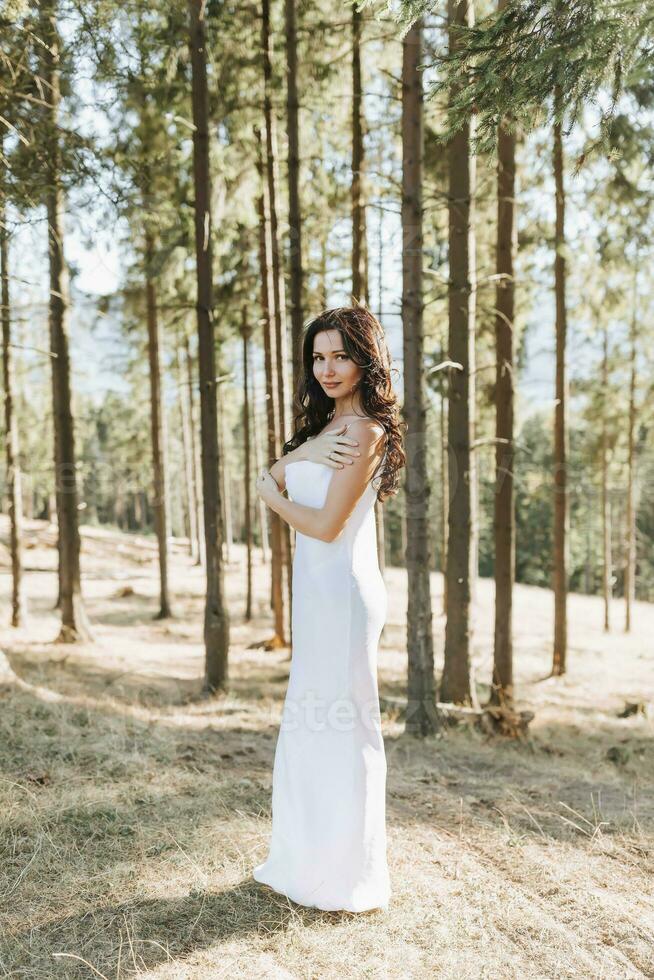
[1,516,653,978]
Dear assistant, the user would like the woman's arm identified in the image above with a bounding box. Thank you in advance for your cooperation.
[269,443,307,494]
[269,424,361,492]
[265,420,385,542]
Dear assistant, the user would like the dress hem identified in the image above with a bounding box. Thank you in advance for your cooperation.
[253,866,390,914]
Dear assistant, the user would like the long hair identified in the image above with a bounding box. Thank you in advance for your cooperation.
[282,305,405,503]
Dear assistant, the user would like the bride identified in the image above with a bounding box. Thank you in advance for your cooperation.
[254,305,405,913]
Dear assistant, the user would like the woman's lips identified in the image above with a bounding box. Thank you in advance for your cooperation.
[324,382,340,388]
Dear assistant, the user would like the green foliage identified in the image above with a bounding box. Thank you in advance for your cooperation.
[388,0,654,153]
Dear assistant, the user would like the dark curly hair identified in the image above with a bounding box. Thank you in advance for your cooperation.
[282,305,405,503]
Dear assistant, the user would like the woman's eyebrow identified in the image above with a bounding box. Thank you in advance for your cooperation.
[313,349,346,355]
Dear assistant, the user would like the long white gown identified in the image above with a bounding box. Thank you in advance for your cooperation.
[253,455,391,913]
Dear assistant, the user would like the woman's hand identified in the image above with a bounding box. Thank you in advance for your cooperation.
[301,423,361,469]
[256,468,282,508]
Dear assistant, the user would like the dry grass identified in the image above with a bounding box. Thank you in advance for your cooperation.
[0,514,653,979]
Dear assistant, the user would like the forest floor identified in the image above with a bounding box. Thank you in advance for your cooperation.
[0,514,653,980]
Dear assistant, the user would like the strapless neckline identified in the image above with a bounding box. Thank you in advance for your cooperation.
[285,453,386,489]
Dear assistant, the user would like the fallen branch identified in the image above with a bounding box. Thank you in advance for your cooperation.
[379,694,534,738]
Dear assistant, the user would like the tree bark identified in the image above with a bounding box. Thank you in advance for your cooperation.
[491,25,516,707]
[184,333,204,567]
[188,0,230,690]
[256,126,287,647]
[375,195,385,575]
[442,0,475,704]
[552,98,568,675]
[319,230,328,307]
[251,361,269,565]
[145,230,172,618]
[41,0,91,643]
[624,271,637,632]
[176,341,198,560]
[352,3,368,305]
[262,0,292,639]
[1,183,24,627]
[284,0,304,401]
[600,319,611,631]
[242,308,253,621]
[218,379,233,563]
[262,0,289,439]
[439,364,448,617]
[401,20,438,737]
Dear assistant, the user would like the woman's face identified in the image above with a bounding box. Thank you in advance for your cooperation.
[312,329,363,397]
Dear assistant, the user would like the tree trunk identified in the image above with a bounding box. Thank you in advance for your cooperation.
[262,0,292,641]
[377,190,383,320]
[178,386,192,547]
[491,27,516,708]
[439,368,448,617]
[584,509,592,594]
[145,230,172,618]
[218,379,233,563]
[552,98,568,675]
[188,0,230,691]
[600,319,611,631]
[284,0,303,401]
[442,0,475,704]
[401,20,438,737]
[262,0,289,441]
[176,341,198,559]
[256,126,286,648]
[319,230,328,307]
[251,361,269,565]
[615,491,625,594]
[375,195,386,576]
[624,272,637,632]
[184,333,204,567]
[468,18,478,611]
[1,184,24,627]
[353,1,379,565]
[134,491,143,529]
[352,3,368,305]
[242,308,253,621]
[41,0,91,643]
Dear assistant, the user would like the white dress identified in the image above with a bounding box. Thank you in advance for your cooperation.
[253,454,391,913]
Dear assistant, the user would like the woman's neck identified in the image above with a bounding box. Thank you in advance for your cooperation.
[331,394,364,419]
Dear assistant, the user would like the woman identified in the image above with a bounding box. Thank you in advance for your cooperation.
[254,305,405,913]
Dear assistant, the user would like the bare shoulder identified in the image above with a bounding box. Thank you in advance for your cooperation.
[345,417,386,445]
[345,419,387,468]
